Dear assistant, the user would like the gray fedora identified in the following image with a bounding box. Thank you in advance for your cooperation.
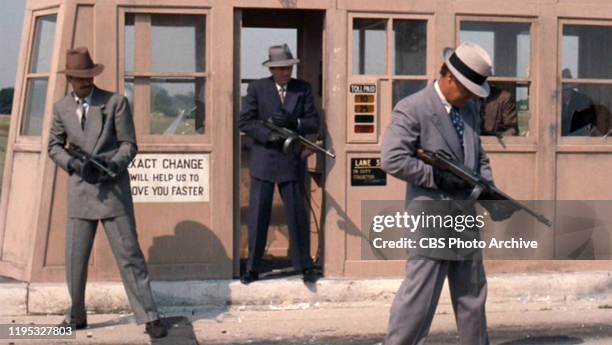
[443,41,492,98]
[262,43,300,67]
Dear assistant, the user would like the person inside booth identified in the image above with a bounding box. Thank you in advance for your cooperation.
[238,43,320,285]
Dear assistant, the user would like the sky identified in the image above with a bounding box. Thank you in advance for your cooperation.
[0,0,26,90]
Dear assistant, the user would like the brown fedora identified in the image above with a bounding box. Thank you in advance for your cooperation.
[59,47,104,78]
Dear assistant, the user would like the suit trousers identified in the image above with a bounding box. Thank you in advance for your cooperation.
[385,258,489,345]
[246,176,313,273]
[65,215,159,325]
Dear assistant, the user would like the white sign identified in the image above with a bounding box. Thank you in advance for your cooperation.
[128,154,209,203]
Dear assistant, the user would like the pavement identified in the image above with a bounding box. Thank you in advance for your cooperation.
[1,271,612,344]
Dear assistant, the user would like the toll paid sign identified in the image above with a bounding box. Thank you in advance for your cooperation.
[128,154,209,202]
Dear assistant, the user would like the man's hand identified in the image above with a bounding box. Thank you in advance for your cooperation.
[98,159,120,183]
[68,158,84,175]
[481,201,519,222]
[80,160,100,184]
[271,112,297,129]
[433,168,470,195]
[267,131,285,149]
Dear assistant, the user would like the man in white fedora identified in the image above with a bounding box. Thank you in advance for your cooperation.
[381,41,516,344]
[238,43,320,284]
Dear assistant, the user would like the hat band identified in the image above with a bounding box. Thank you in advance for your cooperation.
[449,53,487,85]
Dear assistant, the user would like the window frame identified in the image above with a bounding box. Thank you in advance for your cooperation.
[17,8,59,141]
[557,18,612,150]
[348,12,434,144]
[456,15,538,149]
[118,7,212,146]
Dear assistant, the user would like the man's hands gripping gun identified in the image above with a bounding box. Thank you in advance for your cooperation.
[416,149,552,226]
[66,144,119,184]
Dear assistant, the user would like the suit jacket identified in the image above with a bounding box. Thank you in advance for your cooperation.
[480,87,518,136]
[238,77,319,183]
[48,86,137,219]
[381,83,494,260]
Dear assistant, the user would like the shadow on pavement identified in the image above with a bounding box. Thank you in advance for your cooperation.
[151,316,199,345]
[499,335,583,345]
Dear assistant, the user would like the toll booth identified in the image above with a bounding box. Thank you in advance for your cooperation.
[1,0,612,282]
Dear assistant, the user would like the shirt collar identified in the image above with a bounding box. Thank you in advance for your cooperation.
[276,82,287,92]
[73,89,93,105]
[434,81,452,114]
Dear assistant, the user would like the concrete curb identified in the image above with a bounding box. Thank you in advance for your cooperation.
[0,278,27,316]
[1,271,612,316]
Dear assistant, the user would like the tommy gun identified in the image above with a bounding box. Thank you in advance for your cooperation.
[66,143,118,179]
[416,148,552,227]
[263,118,336,159]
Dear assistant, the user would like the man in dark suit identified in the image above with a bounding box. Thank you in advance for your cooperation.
[48,47,166,338]
[238,44,319,284]
[382,42,516,345]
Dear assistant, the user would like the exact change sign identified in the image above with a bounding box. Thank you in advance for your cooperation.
[128,154,209,202]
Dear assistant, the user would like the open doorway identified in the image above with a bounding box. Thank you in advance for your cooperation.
[233,9,325,279]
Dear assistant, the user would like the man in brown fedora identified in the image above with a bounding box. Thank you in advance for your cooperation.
[48,47,167,338]
[238,43,320,284]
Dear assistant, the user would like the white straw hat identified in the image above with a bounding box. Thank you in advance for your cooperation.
[443,41,493,98]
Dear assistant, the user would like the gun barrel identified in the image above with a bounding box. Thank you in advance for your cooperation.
[263,120,336,159]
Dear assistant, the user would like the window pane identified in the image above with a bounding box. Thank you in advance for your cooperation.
[21,79,48,136]
[480,82,529,137]
[561,84,612,137]
[151,15,205,72]
[393,20,427,75]
[392,80,427,108]
[353,19,386,75]
[30,15,57,73]
[150,78,205,135]
[460,22,531,78]
[563,25,612,80]
[125,14,135,73]
[241,28,298,80]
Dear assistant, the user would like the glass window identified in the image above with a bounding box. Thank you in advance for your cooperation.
[151,15,205,73]
[125,13,207,136]
[392,80,427,108]
[21,79,48,136]
[150,78,205,135]
[561,25,612,137]
[30,15,57,74]
[21,14,57,136]
[461,21,531,137]
[461,22,530,78]
[353,19,386,75]
[393,20,427,75]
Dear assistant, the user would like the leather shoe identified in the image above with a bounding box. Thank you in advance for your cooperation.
[145,319,167,338]
[240,271,259,285]
[59,319,87,330]
[302,268,318,284]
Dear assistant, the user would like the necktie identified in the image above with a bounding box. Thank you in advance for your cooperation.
[77,99,87,130]
[279,86,286,104]
[450,107,464,145]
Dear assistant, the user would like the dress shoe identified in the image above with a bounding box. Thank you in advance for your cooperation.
[302,268,318,284]
[240,271,259,285]
[59,319,87,330]
[145,319,167,338]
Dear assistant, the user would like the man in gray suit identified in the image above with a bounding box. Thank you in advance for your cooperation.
[48,47,166,338]
[381,42,515,345]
